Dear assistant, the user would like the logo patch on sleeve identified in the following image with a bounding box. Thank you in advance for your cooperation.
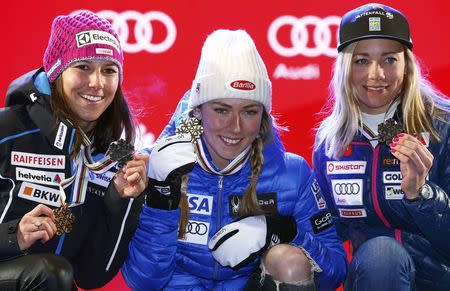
[18,182,61,207]
[228,192,277,216]
[187,193,213,215]
[311,179,326,209]
[178,219,210,245]
[310,211,333,234]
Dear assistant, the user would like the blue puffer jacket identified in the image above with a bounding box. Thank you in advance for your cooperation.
[122,92,347,290]
[312,111,450,288]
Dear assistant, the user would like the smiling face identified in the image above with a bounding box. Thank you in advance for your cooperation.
[351,38,406,114]
[199,98,263,169]
[60,60,119,132]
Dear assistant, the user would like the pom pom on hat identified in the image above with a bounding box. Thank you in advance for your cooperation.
[43,10,123,83]
[189,29,272,112]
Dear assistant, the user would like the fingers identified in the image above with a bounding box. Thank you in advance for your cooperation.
[18,208,57,250]
[115,153,149,198]
[27,204,55,220]
[390,133,433,175]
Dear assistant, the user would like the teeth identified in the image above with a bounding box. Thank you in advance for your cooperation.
[80,94,102,101]
[222,137,240,144]
[367,86,385,90]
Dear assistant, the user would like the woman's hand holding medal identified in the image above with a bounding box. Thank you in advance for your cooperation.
[17,204,57,251]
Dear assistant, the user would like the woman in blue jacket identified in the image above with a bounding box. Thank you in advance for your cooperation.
[313,3,450,291]
[123,29,346,290]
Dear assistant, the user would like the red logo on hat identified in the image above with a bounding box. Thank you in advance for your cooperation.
[230,80,256,91]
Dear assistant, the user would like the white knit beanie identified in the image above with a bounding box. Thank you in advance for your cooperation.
[189,29,272,112]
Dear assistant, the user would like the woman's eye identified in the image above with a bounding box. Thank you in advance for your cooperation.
[354,58,368,65]
[75,64,89,70]
[385,57,397,64]
[103,67,118,74]
[245,110,258,116]
[214,108,227,114]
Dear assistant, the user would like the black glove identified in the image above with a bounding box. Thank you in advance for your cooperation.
[208,214,297,270]
[146,134,196,210]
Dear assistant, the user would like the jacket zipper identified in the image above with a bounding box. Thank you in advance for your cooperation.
[213,175,224,281]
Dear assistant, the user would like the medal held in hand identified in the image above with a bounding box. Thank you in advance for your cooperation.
[176,118,204,144]
[53,203,75,235]
[378,118,403,144]
[108,139,135,167]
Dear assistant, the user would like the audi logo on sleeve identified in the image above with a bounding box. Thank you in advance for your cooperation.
[268,15,341,57]
[178,220,210,245]
[331,179,363,206]
[71,10,177,54]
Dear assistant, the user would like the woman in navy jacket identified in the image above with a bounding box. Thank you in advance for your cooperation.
[313,3,450,290]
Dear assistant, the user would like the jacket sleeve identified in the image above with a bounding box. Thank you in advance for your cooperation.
[402,182,450,258]
[157,90,191,139]
[290,155,347,290]
[401,121,450,260]
[122,205,180,291]
[72,185,144,289]
[0,219,25,261]
[312,145,350,242]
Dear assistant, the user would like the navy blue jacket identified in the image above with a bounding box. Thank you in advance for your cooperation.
[313,111,450,288]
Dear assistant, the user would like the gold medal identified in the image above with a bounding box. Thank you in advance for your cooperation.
[53,203,75,235]
[176,118,203,145]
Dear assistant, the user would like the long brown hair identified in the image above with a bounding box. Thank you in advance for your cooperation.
[176,110,274,238]
[50,76,135,157]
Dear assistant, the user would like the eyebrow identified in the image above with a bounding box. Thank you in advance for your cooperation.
[73,60,117,66]
[353,51,402,57]
[211,101,261,109]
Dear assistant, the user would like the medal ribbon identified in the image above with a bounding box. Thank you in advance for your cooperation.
[194,138,251,175]
[58,132,119,207]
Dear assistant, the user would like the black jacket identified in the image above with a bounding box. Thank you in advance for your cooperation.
[0,68,143,289]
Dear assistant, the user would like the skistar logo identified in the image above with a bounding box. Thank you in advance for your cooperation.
[327,161,366,174]
[229,80,256,91]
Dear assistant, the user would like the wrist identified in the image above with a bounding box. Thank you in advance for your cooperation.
[405,183,433,202]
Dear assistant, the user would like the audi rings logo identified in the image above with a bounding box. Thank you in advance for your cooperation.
[268,15,341,57]
[334,183,360,195]
[186,221,208,235]
[71,10,177,54]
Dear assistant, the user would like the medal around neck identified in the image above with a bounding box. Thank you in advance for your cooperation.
[378,118,403,144]
[107,139,135,167]
[53,203,75,235]
[175,118,204,145]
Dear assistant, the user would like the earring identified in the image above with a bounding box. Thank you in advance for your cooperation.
[192,109,202,120]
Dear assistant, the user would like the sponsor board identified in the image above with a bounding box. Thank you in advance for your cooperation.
[326,161,366,174]
[338,208,367,218]
[16,167,64,186]
[228,193,277,216]
[11,152,65,169]
[311,179,326,209]
[310,211,333,233]
[383,171,403,184]
[385,185,404,200]
[187,193,213,215]
[331,179,363,206]
[178,219,210,245]
[18,182,61,207]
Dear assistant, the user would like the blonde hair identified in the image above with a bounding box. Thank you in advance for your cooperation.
[176,111,275,238]
[315,42,450,160]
